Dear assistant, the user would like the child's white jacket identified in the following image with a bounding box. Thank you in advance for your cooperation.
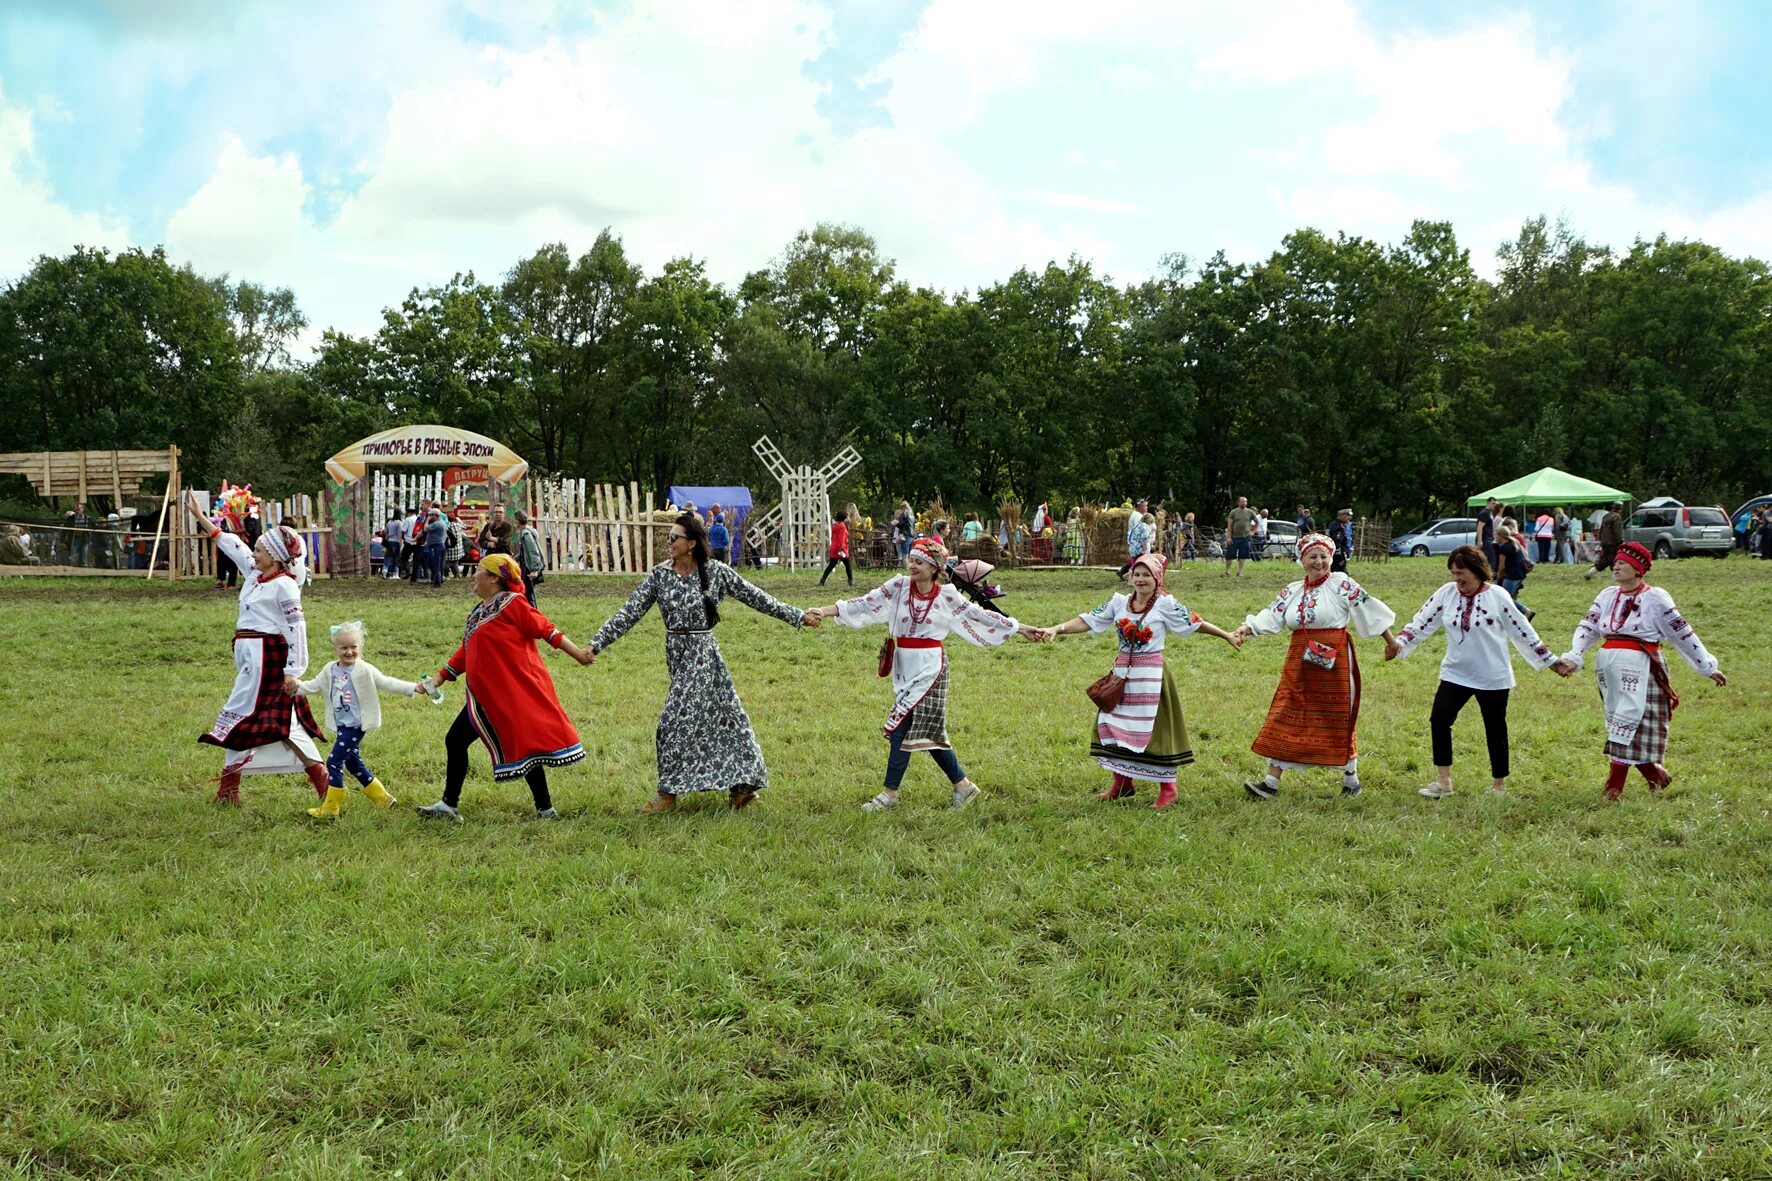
[295,660,419,731]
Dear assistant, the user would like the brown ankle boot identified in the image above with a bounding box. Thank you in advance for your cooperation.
[305,764,330,801]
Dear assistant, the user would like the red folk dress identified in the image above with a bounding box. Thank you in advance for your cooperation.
[436,591,585,780]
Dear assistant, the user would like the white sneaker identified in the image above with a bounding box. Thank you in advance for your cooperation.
[950,781,981,810]
[1418,783,1454,799]
[416,800,463,823]
[861,792,898,813]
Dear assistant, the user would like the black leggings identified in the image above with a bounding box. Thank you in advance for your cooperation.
[819,555,853,585]
[443,706,550,810]
[1429,681,1510,778]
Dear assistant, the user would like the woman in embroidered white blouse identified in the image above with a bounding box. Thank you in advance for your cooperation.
[1387,545,1576,799]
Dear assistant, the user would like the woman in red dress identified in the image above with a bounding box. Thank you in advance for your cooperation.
[416,555,595,822]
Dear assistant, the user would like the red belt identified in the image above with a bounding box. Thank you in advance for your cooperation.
[1602,637,1659,654]
[896,637,942,649]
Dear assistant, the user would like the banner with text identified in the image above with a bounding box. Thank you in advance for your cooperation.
[325,426,528,485]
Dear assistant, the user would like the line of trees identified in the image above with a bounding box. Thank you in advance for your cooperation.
[3,217,1768,520]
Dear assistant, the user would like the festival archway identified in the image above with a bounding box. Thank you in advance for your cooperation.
[324,426,529,576]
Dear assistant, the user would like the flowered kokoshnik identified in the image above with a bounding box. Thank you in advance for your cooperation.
[1296,533,1335,565]
[908,538,947,568]
[258,525,304,567]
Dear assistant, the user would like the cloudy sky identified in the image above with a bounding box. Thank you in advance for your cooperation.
[4,0,1770,345]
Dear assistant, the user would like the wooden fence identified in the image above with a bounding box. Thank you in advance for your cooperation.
[182,490,335,580]
[530,479,666,575]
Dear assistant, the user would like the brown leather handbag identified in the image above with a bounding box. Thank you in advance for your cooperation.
[877,636,896,677]
[1086,671,1126,711]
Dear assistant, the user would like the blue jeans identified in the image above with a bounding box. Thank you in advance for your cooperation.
[425,542,445,585]
[383,539,401,576]
[884,717,965,789]
[1500,576,1527,605]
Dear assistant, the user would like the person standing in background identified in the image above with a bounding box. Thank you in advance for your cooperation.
[1584,501,1625,581]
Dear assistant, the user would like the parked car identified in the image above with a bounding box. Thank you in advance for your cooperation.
[1624,504,1732,559]
[1732,495,1772,544]
[1260,518,1299,560]
[1389,517,1479,557]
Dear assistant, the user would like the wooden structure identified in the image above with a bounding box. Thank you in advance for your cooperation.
[180,490,336,581]
[0,446,187,579]
[530,478,662,574]
[323,426,529,577]
[747,436,862,570]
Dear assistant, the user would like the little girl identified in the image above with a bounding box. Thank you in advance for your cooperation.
[297,620,426,818]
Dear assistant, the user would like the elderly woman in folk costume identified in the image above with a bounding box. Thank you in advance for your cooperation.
[1232,533,1401,800]
[809,537,1043,812]
[1036,553,1242,808]
[588,512,818,814]
[415,554,596,822]
[1560,541,1727,801]
[1386,545,1576,799]
[187,490,329,808]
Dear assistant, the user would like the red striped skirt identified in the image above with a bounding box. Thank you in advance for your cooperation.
[1251,628,1360,767]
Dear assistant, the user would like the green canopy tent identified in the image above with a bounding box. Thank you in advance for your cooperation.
[1467,467,1631,510]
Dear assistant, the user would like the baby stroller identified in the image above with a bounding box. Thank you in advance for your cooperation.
[947,558,1008,616]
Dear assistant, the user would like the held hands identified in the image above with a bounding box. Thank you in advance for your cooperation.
[1711,671,1728,686]
[283,675,301,697]
[1382,636,1403,661]
[574,648,596,667]
[802,608,823,629]
[1551,658,1577,678]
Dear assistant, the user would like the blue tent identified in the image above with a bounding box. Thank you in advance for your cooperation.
[667,485,751,562]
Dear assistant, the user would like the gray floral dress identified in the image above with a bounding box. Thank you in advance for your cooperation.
[591,561,806,795]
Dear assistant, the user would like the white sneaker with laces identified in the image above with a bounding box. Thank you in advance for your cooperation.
[950,781,981,810]
[861,792,898,813]
[1418,783,1454,799]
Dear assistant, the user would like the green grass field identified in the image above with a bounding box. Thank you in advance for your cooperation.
[3,557,1768,1179]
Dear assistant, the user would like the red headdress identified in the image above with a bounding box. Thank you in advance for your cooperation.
[1615,540,1653,576]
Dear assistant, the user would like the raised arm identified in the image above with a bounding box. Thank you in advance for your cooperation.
[1390,586,1448,661]
[590,570,659,653]
[717,563,805,628]
[1494,591,1559,671]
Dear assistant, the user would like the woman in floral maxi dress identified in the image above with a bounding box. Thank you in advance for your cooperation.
[590,512,816,813]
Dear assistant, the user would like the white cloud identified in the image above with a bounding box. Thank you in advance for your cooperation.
[0,88,132,278]
[164,136,308,275]
[83,0,1772,352]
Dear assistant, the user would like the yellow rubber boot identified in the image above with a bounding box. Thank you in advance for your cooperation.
[362,778,396,809]
[307,786,347,819]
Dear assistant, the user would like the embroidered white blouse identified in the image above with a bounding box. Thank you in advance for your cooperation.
[836,576,1021,732]
[1393,582,1557,690]
[1241,572,1396,639]
[1562,584,1720,676]
[218,531,308,675]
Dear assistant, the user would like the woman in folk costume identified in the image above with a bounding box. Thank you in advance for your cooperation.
[1386,545,1576,799]
[1560,541,1727,801]
[810,537,1043,812]
[188,490,330,808]
[589,512,816,814]
[415,555,595,822]
[1036,553,1242,808]
[1232,533,1401,800]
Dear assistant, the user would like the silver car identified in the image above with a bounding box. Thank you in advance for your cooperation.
[1390,517,1479,557]
[1624,505,1732,559]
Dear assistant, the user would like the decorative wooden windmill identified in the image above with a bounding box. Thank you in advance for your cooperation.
[748,435,862,570]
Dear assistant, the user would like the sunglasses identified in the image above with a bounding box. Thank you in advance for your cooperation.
[669,533,691,542]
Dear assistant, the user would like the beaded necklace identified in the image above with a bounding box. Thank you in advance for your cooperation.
[906,577,939,627]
